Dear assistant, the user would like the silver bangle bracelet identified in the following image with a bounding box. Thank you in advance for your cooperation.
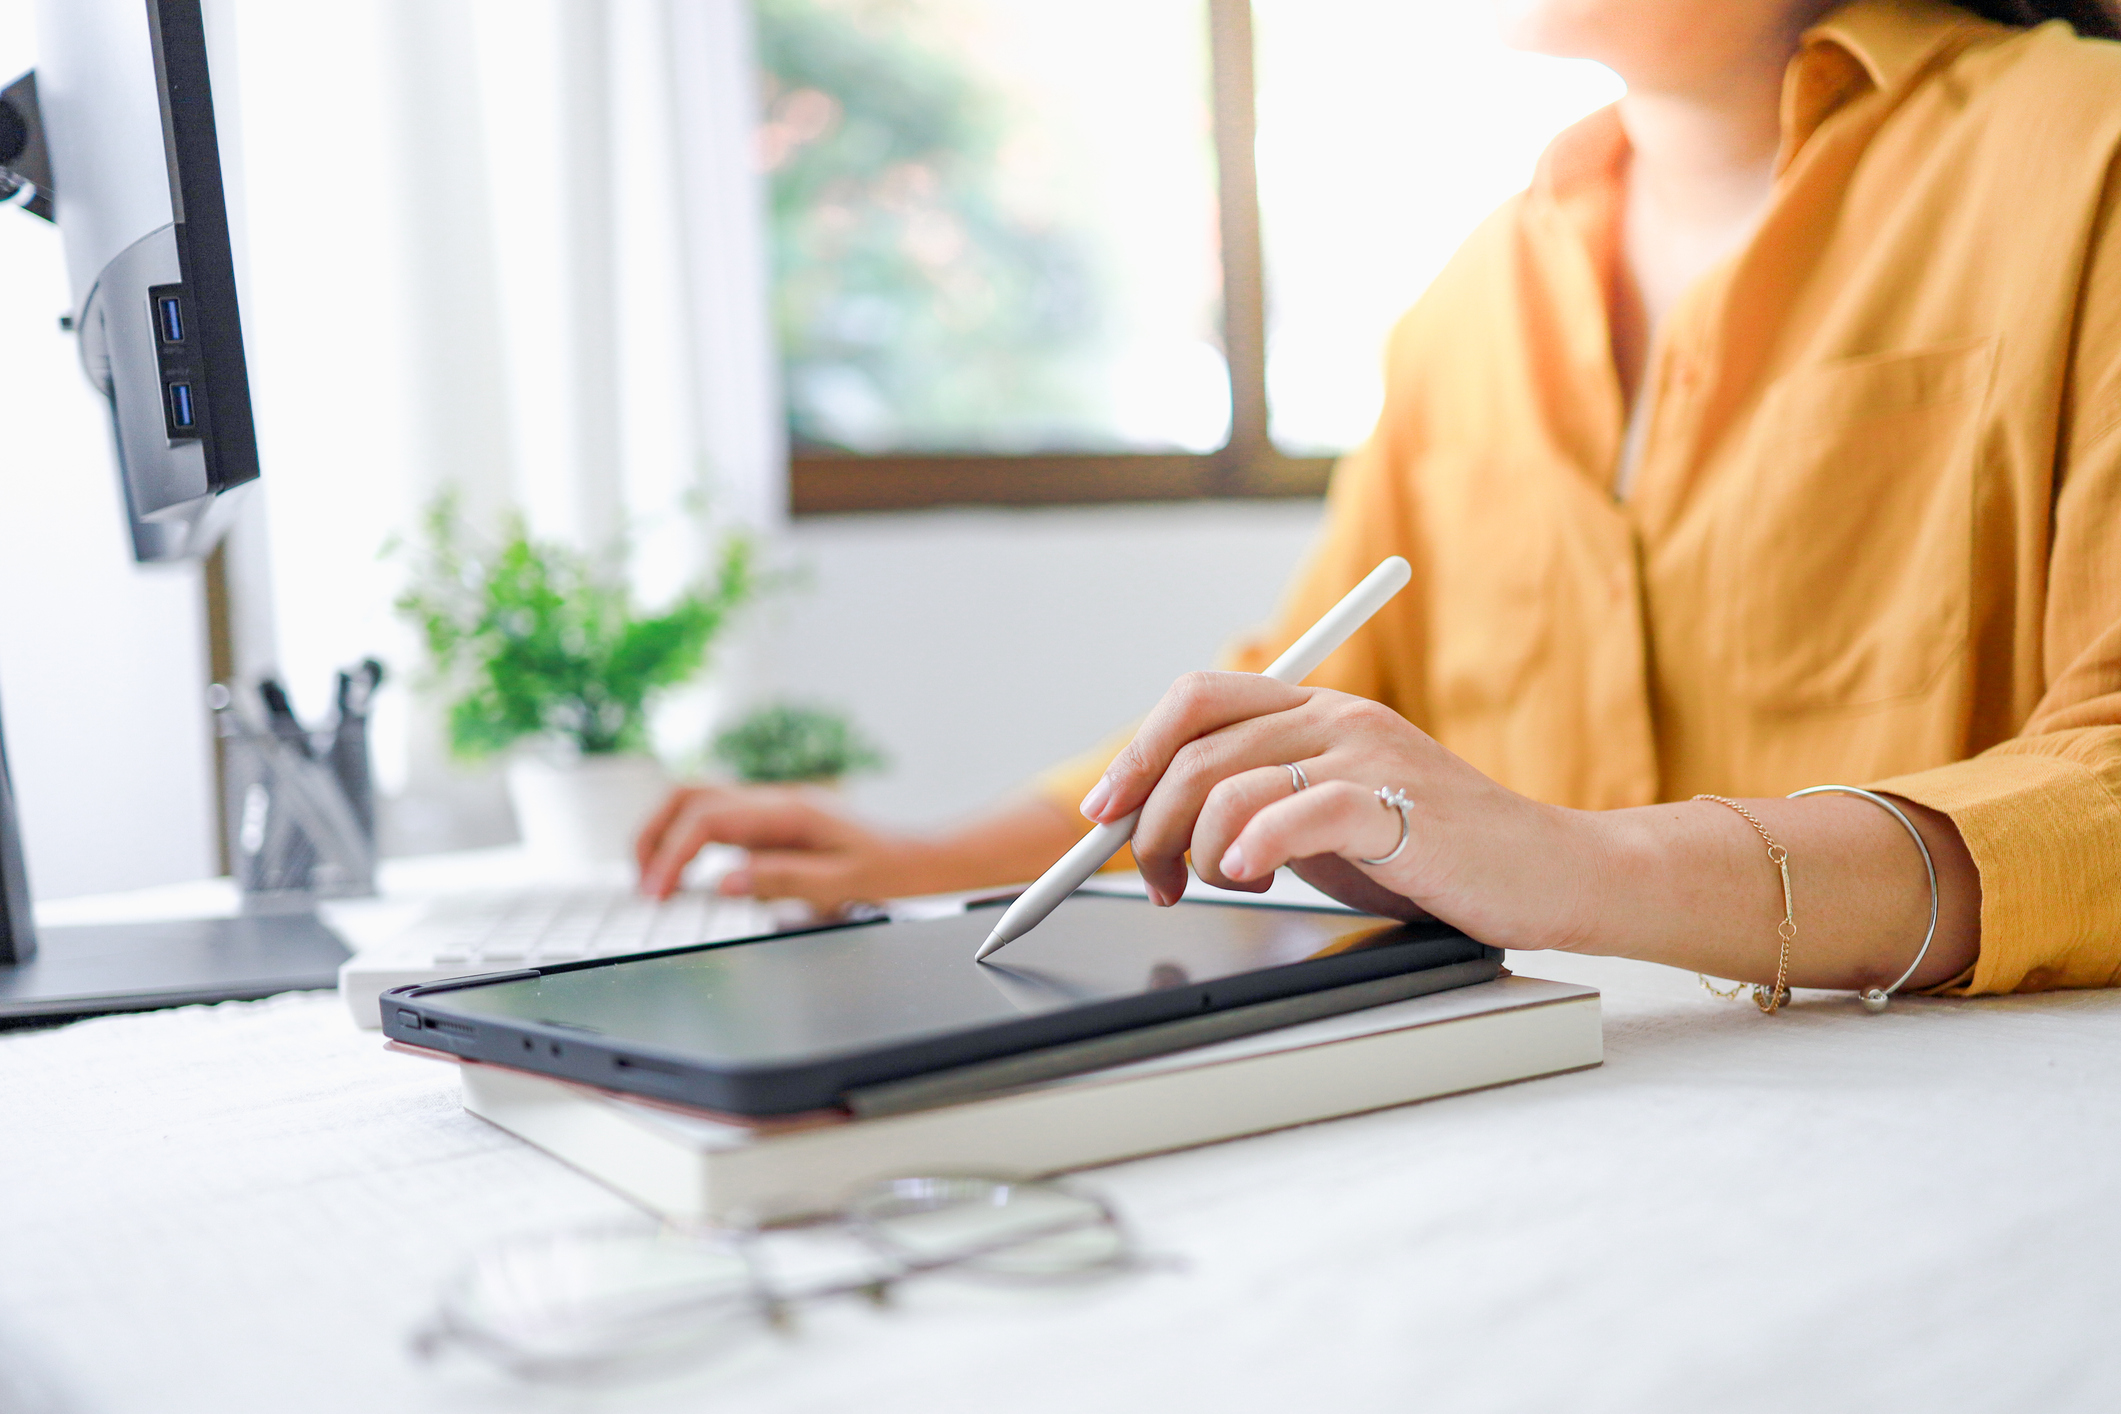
[1787,784,1939,1011]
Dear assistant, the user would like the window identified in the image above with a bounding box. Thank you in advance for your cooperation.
[762,0,1620,514]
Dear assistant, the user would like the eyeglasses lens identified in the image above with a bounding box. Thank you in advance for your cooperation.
[435,1228,757,1379]
[850,1177,1129,1280]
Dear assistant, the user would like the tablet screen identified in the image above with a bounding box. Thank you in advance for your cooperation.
[435,894,1436,1067]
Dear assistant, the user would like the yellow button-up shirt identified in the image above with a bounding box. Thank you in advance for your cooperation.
[1041,0,2121,995]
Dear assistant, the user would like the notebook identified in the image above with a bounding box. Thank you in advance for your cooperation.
[435,972,1601,1223]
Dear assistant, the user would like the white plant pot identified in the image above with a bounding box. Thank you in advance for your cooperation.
[505,753,674,867]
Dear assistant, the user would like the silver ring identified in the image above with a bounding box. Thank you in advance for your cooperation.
[1282,762,1309,795]
[1357,787,1412,866]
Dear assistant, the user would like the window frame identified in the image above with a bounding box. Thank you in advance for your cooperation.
[785,0,1334,516]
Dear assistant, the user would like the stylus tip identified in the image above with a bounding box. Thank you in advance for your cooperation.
[974,929,1007,962]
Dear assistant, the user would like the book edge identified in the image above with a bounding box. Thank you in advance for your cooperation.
[463,990,1603,1224]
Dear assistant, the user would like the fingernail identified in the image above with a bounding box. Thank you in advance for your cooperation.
[1219,845,1248,881]
[1080,776,1114,821]
[718,870,751,897]
[1145,883,1166,907]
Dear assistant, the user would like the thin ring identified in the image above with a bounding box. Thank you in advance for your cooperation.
[1788,784,1939,1010]
[1282,762,1309,796]
[1357,787,1413,866]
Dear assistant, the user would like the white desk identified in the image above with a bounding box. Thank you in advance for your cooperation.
[4,878,2119,1412]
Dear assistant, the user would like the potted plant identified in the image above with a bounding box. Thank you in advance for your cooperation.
[393,495,759,863]
[712,702,887,786]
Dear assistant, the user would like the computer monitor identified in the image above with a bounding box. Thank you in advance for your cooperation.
[22,0,258,561]
[0,0,347,1022]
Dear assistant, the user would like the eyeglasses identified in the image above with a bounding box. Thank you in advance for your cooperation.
[413,1175,1150,1383]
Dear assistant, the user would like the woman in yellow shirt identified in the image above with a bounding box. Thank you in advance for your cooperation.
[641,0,2121,1002]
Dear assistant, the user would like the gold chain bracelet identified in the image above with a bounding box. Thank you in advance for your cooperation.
[1694,794,1793,1014]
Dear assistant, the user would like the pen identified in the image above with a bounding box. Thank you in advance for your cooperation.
[255,679,321,889]
[330,659,384,842]
[347,658,384,716]
[975,555,1413,961]
[258,679,313,758]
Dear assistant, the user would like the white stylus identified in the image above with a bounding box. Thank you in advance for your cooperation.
[974,555,1413,962]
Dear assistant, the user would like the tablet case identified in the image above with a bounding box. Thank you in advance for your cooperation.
[383,895,1499,1115]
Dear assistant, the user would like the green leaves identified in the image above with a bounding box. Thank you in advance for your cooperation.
[757,0,1101,451]
[392,495,759,760]
[712,702,886,784]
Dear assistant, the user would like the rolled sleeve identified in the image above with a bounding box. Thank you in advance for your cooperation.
[1872,727,2121,993]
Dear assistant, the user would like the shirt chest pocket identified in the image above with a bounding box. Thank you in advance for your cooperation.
[1715,337,1995,711]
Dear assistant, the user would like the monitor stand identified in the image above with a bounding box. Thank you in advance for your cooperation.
[0,913,349,1026]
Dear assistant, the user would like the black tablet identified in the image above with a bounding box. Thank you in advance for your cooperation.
[381,894,1498,1115]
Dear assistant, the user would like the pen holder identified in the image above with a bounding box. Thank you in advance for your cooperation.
[214,686,378,909]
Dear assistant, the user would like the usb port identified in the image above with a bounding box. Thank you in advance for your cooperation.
[168,382,196,429]
[157,295,184,343]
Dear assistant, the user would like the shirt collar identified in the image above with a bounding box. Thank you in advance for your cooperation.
[1531,105,1628,209]
[1806,0,1988,95]
[1779,0,1990,167]
[1531,0,1991,200]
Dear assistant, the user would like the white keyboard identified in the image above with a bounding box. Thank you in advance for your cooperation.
[338,886,813,1029]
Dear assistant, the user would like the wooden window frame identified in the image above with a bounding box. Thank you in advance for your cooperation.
[788,0,1333,516]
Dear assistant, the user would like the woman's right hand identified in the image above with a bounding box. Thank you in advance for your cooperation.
[635,786,1086,914]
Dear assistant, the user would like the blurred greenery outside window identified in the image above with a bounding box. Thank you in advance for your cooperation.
[757,0,1622,514]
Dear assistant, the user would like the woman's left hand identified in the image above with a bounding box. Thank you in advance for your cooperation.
[1077,672,1602,953]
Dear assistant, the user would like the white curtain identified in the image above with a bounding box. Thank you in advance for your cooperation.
[224,0,781,852]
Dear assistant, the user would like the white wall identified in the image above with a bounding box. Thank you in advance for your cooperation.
[210,0,1330,854]
[222,0,794,859]
[0,4,219,901]
[0,0,1334,894]
[769,500,1324,828]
